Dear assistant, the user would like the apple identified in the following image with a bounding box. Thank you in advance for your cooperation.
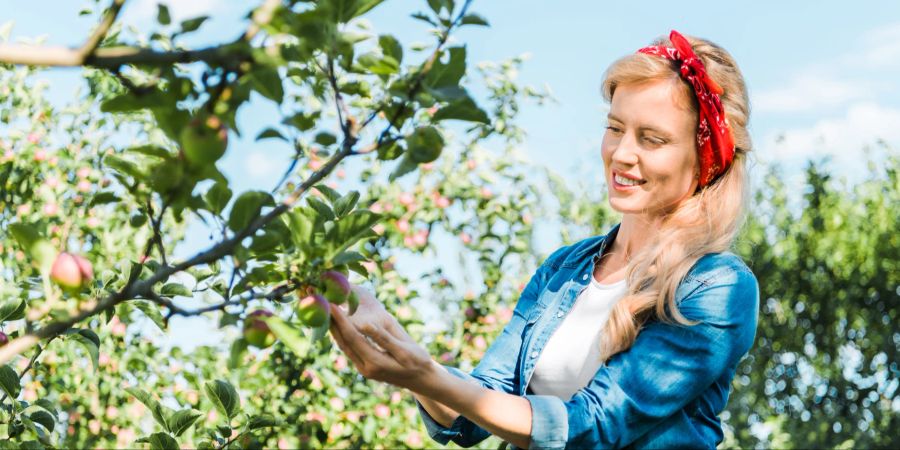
[320,270,350,304]
[50,252,93,292]
[406,126,444,163]
[0,331,8,347]
[180,115,228,166]
[347,288,360,315]
[243,309,276,348]
[297,294,330,327]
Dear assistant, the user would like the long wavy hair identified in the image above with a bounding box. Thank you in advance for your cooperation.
[598,33,753,362]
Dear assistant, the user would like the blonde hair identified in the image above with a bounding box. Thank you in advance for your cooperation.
[598,33,753,362]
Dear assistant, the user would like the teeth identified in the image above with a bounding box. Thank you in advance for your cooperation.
[615,174,644,186]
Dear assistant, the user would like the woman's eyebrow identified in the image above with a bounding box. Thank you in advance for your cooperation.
[606,113,676,139]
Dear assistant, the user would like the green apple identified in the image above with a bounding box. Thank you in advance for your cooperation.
[180,115,228,166]
[243,309,276,348]
[320,270,350,305]
[297,294,330,327]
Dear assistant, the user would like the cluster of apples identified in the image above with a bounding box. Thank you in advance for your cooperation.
[242,270,359,349]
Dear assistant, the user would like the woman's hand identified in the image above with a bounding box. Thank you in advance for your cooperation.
[329,284,436,391]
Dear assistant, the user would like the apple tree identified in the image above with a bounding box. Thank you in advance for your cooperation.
[0,0,559,448]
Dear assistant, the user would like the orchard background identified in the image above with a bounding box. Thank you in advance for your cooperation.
[0,1,898,449]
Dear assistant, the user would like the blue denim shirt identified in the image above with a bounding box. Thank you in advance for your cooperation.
[417,223,760,449]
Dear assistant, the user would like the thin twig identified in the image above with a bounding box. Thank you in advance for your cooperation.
[79,0,128,61]
[0,336,57,407]
[355,0,474,154]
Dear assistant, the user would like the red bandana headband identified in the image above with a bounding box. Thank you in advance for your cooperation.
[636,30,735,187]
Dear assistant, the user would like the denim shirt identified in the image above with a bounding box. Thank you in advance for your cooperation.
[416,223,760,449]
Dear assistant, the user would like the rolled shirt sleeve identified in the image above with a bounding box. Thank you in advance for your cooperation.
[525,264,760,449]
[417,250,563,447]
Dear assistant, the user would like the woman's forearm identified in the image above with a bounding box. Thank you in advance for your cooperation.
[413,391,460,427]
[410,360,533,449]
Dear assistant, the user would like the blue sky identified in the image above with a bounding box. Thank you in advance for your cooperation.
[5,0,900,347]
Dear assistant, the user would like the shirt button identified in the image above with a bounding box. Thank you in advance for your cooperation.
[556,311,565,318]
[582,274,589,281]
[530,351,539,358]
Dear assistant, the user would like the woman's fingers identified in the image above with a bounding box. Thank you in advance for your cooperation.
[332,304,394,369]
[360,322,409,358]
[329,315,365,371]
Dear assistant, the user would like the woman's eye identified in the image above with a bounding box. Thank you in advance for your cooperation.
[605,126,622,133]
[644,136,665,145]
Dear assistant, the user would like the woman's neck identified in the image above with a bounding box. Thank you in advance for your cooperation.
[611,214,662,261]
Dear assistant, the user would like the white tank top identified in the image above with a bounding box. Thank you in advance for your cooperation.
[527,275,628,401]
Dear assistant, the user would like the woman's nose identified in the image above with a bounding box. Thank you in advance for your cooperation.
[610,132,639,166]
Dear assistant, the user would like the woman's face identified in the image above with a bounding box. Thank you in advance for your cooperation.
[601,78,700,218]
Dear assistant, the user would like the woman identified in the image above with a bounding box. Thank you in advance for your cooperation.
[329,30,759,449]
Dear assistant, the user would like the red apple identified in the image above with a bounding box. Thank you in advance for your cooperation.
[0,332,8,347]
[50,252,93,292]
[320,270,350,305]
[243,309,276,348]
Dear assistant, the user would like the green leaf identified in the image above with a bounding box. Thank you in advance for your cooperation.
[389,154,418,181]
[133,301,167,331]
[432,94,490,124]
[249,67,284,104]
[333,191,360,218]
[283,111,318,131]
[332,251,367,266]
[180,16,209,33]
[327,210,381,256]
[8,224,56,273]
[0,299,25,324]
[204,181,233,215]
[265,316,310,357]
[227,338,248,370]
[126,387,171,432]
[410,11,437,26]
[228,191,275,232]
[0,365,21,399]
[287,208,315,252]
[357,52,399,75]
[167,409,202,437]
[148,432,180,450]
[255,128,286,142]
[379,34,403,64]
[157,4,171,25]
[307,196,335,221]
[100,90,169,113]
[90,191,120,206]
[461,13,489,26]
[103,154,147,180]
[68,329,100,371]
[28,411,55,433]
[160,283,192,297]
[313,184,342,204]
[204,380,240,421]
[314,132,337,146]
[425,46,466,89]
[247,414,280,430]
[127,145,172,159]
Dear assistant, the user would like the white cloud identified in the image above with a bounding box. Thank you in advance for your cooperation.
[753,21,900,114]
[244,150,280,178]
[857,21,900,70]
[753,74,871,113]
[758,102,900,172]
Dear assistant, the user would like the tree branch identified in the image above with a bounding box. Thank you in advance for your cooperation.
[0,0,281,68]
[80,0,128,61]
